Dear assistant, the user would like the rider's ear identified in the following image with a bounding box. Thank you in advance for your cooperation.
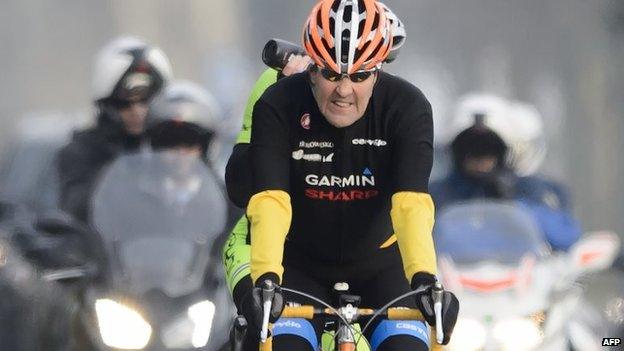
[372,68,381,85]
[307,65,318,87]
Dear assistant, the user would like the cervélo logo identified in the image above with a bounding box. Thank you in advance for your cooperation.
[352,138,387,146]
[274,320,302,329]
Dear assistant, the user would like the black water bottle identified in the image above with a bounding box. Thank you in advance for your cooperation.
[262,38,307,71]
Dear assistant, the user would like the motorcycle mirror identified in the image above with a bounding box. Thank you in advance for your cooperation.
[568,231,621,274]
[32,211,107,280]
[41,264,97,282]
[35,211,90,237]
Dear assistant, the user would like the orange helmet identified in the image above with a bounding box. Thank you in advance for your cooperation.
[303,0,393,74]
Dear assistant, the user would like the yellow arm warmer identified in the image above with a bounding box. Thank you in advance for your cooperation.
[390,192,437,282]
[247,190,292,284]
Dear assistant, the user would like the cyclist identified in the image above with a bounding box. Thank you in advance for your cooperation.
[56,36,172,222]
[224,1,458,350]
[224,0,406,311]
[147,80,239,244]
[225,1,405,209]
[223,0,407,317]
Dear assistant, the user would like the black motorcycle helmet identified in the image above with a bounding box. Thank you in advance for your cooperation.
[451,114,508,177]
[147,81,222,161]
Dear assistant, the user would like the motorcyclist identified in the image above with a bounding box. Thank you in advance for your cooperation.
[225,1,459,350]
[56,36,172,222]
[147,80,239,260]
[446,93,548,177]
[147,80,223,163]
[430,106,582,251]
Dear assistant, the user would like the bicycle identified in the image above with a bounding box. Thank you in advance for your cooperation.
[231,281,445,351]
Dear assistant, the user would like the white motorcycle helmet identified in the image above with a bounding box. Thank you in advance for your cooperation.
[505,101,547,175]
[148,80,223,163]
[448,93,547,175]
[92,36,173,105]
[378,2,407,63]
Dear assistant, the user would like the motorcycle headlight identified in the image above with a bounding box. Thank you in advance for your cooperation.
[162,300,216,349]
[492,317,543,350]
[447,318,487,351]
[95,299,152,349]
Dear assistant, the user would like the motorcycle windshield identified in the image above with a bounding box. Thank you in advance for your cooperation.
[434,201,547,265]
[91,151,227,297]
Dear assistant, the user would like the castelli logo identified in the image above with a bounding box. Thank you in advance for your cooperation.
[300,113,311,130]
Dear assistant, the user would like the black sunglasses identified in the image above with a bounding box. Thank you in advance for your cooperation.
[318,67,376,83]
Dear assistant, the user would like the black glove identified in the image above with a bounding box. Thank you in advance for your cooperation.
[411,272,459,345]
[240,273,285,336]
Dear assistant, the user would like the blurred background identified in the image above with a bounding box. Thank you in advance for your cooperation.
[1,0,622,235]
[0,1,623,350]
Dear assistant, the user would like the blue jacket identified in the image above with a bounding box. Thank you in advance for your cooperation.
[430,170,582,251]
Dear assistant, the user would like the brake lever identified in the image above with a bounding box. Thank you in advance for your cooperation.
[260,280,275,342]
[432,281,444,344]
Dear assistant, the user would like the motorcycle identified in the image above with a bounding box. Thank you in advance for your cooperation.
[0,203,75,351]
[566,254,624,350]
[67,151,234,351]
[434,200,620,351]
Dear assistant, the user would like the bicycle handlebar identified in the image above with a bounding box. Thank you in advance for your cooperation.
[269,306,440,351]
[257,286,444,351]
[280,305,425,321]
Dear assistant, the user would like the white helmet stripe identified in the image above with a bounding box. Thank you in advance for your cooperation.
[146,48,173,82]
[334,1,346,72]
[347,1,360,74]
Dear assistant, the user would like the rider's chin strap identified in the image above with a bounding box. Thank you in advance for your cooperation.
[247,190,292,284]
[390,192,438,282]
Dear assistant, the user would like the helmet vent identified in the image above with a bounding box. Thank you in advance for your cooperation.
[357,18,365,37]
[357,0,366,14]
[357,41,371,61]
[343,5,352,22]
[371,12,380,30]
[341,29,351,63]
[368,41,384,61]
[321,36,334,58]
[316,10,323,29]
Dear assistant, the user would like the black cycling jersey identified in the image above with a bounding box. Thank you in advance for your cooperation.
[251,71,433,264]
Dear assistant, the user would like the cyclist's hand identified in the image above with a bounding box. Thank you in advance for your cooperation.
[240,274,285,335]
[282,54,313,76]
[411,272,459,345]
